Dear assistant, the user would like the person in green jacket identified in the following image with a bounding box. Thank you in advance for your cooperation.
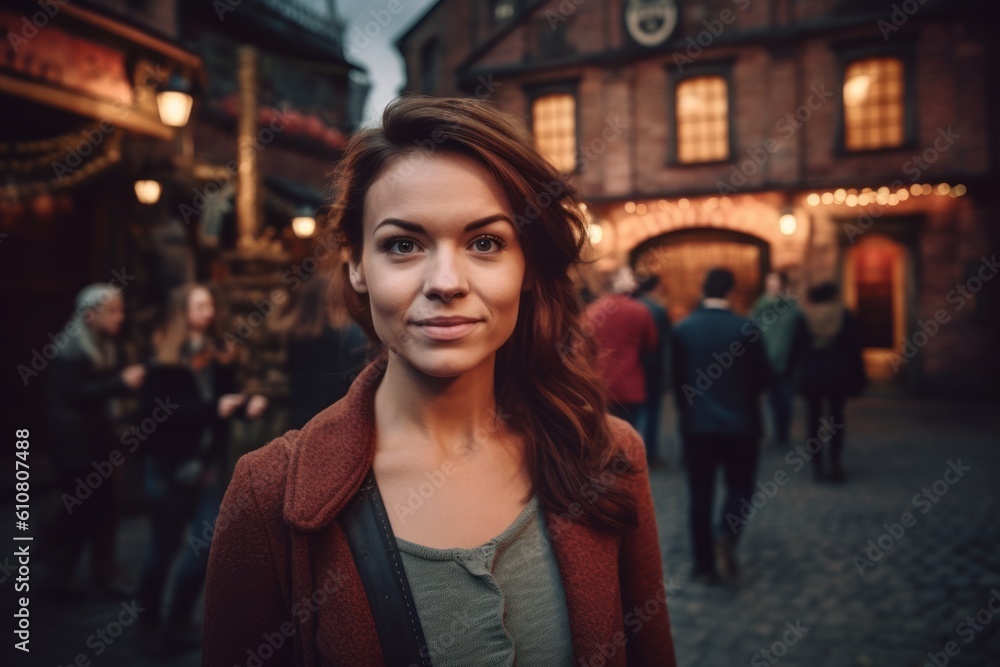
[750,271,800,445]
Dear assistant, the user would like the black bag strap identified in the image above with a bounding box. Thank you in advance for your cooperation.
[337,469,432,667]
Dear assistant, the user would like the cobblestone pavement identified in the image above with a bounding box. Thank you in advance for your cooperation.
[653,394,1000,667]
[15,394,1000,666]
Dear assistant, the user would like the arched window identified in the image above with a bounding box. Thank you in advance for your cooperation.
[843,57,904,151]
[675,76,729,163]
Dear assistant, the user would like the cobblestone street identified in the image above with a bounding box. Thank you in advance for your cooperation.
[18,393,1000,666]
[655,394,1000,667]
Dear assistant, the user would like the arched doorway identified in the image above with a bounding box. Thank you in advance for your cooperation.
[629,228,771,320]
[842,235,913,384]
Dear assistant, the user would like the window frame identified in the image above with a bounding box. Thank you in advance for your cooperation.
[666,61,736,167]
[833,39,917,156]
[525,80,581,175]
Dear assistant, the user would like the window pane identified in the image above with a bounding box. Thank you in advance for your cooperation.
[844,57,905,151]
[532,93,576,173]
[676,76,729,163]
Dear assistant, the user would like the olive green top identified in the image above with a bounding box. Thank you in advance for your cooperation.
[396,495,574,666]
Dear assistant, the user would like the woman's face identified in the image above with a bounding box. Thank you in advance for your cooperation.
[89,294,125,336]
[349,152,528,378]
[186,287,216,333]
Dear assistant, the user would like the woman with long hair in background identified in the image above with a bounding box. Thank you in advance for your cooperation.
[136,282,267,656]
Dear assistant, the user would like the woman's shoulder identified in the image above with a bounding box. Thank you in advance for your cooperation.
[604,414,648,474]
[225,431,302,517]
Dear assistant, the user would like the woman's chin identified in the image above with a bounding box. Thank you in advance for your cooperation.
[397,349,494,380]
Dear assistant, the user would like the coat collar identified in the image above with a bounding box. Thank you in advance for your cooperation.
[282,358,621,664]
[283,358,384,532]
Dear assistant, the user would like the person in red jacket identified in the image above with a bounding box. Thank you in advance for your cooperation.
[585,267,658,429]
[203,96,677,666]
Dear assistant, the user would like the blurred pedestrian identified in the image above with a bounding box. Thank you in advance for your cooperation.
[136,283,267,656]
[792,281,866,483]
[672,268,773,585]
[279,268,369,429]
[634,273,672,467]
[44,284,145,596]
[585,266,658,429]
[750,271,800,446]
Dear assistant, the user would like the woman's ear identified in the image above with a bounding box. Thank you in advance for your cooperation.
[348,257,368,294]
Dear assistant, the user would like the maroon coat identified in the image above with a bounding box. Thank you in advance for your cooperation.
[204,360,677,666]
[586,294,659,405]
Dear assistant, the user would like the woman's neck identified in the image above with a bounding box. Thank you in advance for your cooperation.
[375,355,509,461]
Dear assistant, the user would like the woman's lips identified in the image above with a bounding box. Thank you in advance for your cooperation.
[412,319,481,341]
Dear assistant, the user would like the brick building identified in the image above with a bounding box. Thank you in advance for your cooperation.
[396,0,998,392]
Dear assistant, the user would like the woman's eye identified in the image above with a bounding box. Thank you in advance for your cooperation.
[387,239,417,254]
[472,235,505,253]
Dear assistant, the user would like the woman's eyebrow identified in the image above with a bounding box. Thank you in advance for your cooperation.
[373,213,513,236]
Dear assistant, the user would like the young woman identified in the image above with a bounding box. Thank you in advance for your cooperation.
[136,283,267,655]
[204,97,676,666]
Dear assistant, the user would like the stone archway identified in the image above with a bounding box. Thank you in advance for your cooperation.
[629,227,771,320]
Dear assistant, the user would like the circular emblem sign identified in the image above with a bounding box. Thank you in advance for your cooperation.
[625,0,679,47]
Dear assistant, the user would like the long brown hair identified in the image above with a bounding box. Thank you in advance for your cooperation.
[153,282,230,366]
[322,96,639,534]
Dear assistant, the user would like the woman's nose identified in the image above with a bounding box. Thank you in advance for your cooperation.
[423,249,468,302]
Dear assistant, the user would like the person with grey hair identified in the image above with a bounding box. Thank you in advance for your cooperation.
[44,283,145,596]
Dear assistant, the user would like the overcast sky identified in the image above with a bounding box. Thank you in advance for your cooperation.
[338,0,439,126]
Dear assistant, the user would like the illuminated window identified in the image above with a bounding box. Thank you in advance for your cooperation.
[675,76,729,163]
[844,57,904,151]
[494,0,516,20]
[532,93,576,173]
